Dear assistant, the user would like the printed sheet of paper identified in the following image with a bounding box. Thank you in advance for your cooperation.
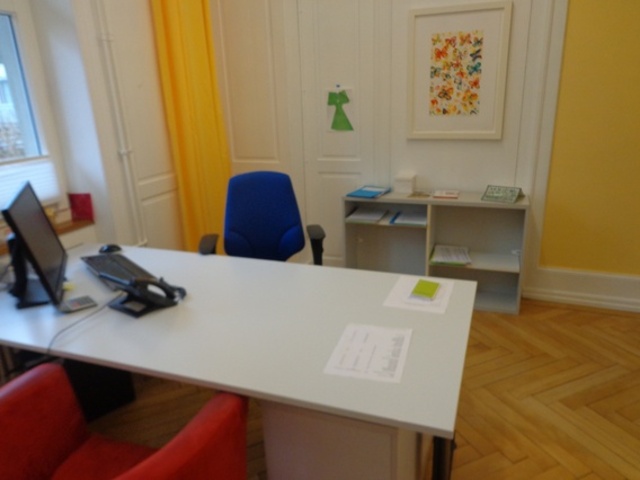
[324,324,412,383]
[383,276,453,314]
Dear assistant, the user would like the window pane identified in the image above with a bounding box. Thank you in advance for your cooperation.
[0,159,58,207]
[0,13,41,162]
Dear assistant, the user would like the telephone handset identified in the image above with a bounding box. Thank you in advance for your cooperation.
[124,276,186,307]
[99,273,187,317]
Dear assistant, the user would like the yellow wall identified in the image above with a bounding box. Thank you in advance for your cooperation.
[541,0,640,275]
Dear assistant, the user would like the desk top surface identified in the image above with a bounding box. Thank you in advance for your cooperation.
[0,244,475,438]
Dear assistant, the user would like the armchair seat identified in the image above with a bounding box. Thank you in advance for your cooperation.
[0,363,247,480]
[52,436,155,480]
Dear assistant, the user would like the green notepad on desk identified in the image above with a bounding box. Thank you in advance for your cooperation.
[410,279,440,301]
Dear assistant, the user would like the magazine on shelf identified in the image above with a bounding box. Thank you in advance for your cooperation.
[430,245,472,266]
[389,211,427,227]
[346,185,391,199]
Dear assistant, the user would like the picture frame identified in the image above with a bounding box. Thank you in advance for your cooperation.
[407,2,512,140]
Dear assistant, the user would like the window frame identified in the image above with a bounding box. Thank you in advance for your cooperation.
[0,0,67,212]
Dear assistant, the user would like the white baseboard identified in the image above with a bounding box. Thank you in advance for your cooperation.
[523,266,640,313]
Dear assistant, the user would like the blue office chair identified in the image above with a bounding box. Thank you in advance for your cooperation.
[199,171,325,265]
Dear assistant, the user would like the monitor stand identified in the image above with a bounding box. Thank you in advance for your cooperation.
[13,278,50,309]
[7,234,51,309]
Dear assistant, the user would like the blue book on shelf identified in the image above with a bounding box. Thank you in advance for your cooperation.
[346,185,390,199]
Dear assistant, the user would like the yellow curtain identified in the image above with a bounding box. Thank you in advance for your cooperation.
[150,0,230,251]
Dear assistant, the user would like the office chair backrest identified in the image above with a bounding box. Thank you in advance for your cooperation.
[224,171,305,261]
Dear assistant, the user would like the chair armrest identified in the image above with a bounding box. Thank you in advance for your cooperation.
[118,393,248,480]
[198,234,219,255]
[306,224,325,266]
[0,363,89,479]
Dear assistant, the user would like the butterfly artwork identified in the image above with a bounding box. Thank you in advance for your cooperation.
[434,47,448,61]
[466,62,481,75]
[459,33,472,46]
[437,86,454,100]
[470,48,482,62]
[429,29,484,116]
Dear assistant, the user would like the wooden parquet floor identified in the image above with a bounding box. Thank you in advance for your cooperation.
[454,300,640,480]
[88,299,640,479]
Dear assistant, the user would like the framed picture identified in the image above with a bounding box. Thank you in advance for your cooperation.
[407,2,512,140]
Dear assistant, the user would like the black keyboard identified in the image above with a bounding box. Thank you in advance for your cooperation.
[81,254,154,284]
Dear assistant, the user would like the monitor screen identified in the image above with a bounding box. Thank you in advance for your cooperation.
[1,182,68,308]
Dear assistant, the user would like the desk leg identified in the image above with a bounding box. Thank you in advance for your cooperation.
[431,436,456,480]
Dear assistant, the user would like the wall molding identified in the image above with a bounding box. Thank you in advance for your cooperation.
[524,268,640,313]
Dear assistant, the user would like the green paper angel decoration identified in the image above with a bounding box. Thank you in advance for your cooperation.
[327,90,354,131]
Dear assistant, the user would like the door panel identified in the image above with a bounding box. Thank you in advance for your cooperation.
[212,0,392,265]
[99,0,182,250]
[298,0,391,265]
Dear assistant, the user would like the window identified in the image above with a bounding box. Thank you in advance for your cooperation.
[0,1,63,209]
[0,14,41,161]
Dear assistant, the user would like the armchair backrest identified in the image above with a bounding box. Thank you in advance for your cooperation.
[0,363,89,479]
[0,364,248,480]
[224,171,305,261]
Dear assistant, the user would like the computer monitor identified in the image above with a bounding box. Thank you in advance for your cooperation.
[1,182,68,309]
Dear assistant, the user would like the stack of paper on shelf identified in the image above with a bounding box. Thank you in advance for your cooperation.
[430,245,472,265]
[432,190,459,199]
[346,207,387,224]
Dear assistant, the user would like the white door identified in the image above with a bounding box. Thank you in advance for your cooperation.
[212,0,391,266]
[296,0,392,266]
[93,0,183,250]
[31,1,182,250]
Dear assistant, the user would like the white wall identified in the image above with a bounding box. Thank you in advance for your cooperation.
[389,0,526,192]
[32,0,183,251]
[32,0,121,242]
[30,0,637,311]
[211,0,564,263]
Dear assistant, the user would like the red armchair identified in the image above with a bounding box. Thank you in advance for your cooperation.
[0,363,247,480]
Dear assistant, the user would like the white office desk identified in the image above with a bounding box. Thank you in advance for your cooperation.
[0,244,476,480]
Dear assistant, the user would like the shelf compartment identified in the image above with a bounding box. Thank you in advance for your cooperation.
[430,265,520,313]
[431,206,525,255]
[345,200,428,229]
[475,291,520,314]
[345,214,428,228]
[345,223,426,275]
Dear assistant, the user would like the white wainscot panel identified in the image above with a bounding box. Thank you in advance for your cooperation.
[141,192,184,251]
[219,0,278,160]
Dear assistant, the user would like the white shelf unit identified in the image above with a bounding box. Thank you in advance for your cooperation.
[344,192,529,313]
